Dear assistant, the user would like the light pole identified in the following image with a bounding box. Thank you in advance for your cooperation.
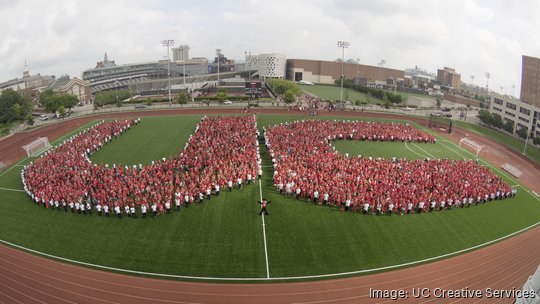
[523,94,536,155]
[337,41,350,107]
[182,60,186,87]
[216,48,222,86]
[356,58,360,84]
[115,80,119,104]
[161,39,175,107]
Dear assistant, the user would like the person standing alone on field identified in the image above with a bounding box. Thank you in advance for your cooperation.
[258,198,271,216]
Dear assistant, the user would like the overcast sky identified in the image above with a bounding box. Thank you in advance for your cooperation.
[1,0,539,96]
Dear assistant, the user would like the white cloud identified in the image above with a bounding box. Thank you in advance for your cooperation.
[0,0,538,97]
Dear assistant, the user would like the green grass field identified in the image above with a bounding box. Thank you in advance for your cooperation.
[1,113,539,280]
[301,85,371,103]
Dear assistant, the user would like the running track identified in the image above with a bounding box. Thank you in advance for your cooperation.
[1,108,539,303]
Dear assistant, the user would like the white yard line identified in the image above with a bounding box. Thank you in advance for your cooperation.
[404,142,429,159]
[411,142,437,159]
[0,187,25,193]
[259,179,270,279]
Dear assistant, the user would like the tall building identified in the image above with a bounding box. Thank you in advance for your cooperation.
[172,45,190,62]
[437,67,461,90]
[246,53,286,80]
[520,55,540,105]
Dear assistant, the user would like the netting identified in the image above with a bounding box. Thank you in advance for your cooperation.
[22,137,51,157]
[428,114,453,133]
[459,137,484,158]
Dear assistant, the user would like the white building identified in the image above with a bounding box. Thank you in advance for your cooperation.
[489,92,540,138]
[246,53,286,80]
[172,45,190,62]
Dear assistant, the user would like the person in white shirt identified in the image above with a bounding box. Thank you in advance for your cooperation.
[141,204,147,218]
[363,202,370,214]
[407,202,413,214]
[430,200,436,212]
[175,191,182,210]
[114,205,121,218]
[417,201,425,213]
[151,203,158,217]
[228,180,233,191]
[165,200,171,213]
[130,205,136,218]
[96,203,102,216]
[75,201,80,214]
[124,205,130,216]
[247,173,253,184]
[376,203,382,215]
[237,177,243,189]
[387,203,394,216]
[205,187,212,199]
[103,204,109,217]
[184,193,190,207]
[345,198,352,212]
[313,190,319,204]
[80,203,86,215]
[323,193,329,205]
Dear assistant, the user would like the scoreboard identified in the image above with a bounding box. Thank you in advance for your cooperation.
[245,82,262,98]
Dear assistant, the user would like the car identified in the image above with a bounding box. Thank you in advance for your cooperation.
[443,113,452,118]
[430,112,442,117]
[441,107,451,112]
[39,114,48,121]
[223,100,233,104]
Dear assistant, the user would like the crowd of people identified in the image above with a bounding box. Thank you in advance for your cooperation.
[264,120,513,214]
[22,116,261,218]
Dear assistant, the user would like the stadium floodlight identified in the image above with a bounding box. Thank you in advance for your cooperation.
[337,41,350,107]
[161,39,175,107]
[216,48,222,85]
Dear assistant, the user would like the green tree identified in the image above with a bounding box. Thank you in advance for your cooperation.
[216,89,228,104]
[39,89,55,105]
[516,125,528,139]
[533,136,540,147]
[284,90,296,103]
[176,91,188,105]
[436,95,442,108]
[502,119,514,133]
[57,106,66,119]
[26,114,35,127]
[490,113,503,129]
[0,89,32,124]
[94,90,130,107]
[43,95,78,112]
[477,109,492,126]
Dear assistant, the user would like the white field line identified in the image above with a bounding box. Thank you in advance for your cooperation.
[2,219,540,281]
[411,142,437,159]
[0,188,25,193]
[259,179,270,279]
[404,142,429,159]
[437,140,540,202]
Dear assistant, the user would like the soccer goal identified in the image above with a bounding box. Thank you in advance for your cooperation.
[23,137,51,157]
[459,137,485,158]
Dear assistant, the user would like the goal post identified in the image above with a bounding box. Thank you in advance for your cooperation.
[459,137,484,158]
[23,137,51,157]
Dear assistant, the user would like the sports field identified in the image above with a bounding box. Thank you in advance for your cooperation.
[1,114,539,280]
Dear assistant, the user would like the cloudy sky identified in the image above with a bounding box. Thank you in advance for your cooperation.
[1,0,539,96]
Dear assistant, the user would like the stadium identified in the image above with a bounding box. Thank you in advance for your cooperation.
[1,101,540,303]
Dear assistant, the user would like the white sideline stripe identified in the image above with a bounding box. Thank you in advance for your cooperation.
[404,142,429,159]
[0,188,25,193]
[259,179,270,279]
[437,141,540,202]
[2,220,540,281]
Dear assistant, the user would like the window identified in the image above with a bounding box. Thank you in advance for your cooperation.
[520,107,531,116]
[494,98,503,105]
[505,102,517,110]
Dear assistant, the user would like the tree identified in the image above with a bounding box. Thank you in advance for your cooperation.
[490,113,503,129]
[436,95,442,108]
[26,114,34,127]
[502,119,514,133]
[533,136,540,147]
[477,109,492,126]
[516,125,528,140]
[216,89,228,104]
[43,94,78,112]
[39,89,55,105]
[284,90,296,103]
[0,89,32,124]
[176,91,188,105]
[57,106,66,119]
[94,90,130,107]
